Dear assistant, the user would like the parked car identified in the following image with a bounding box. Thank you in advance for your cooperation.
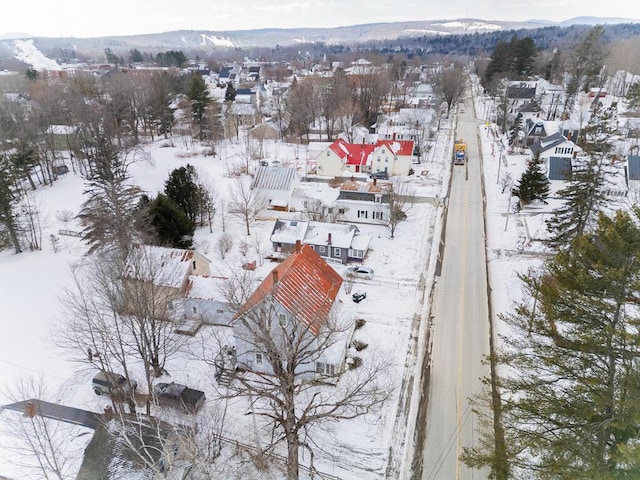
[352,291,367,303]
[92,371,138,397]
[345,265,375,280]
[369,170,389,180]
[153,382,206,413]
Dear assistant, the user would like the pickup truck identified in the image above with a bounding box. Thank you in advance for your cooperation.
[152,382,206,413]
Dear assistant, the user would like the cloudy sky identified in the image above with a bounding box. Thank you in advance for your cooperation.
[2,1,640,38]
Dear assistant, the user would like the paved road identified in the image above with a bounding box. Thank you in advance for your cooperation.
[420,96,491,480]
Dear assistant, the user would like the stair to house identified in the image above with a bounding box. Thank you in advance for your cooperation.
[217,369,234,386]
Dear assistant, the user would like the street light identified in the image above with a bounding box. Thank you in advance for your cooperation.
[496,141,504,184]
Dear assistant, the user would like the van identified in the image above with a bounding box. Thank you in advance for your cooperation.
[92,371,138,397]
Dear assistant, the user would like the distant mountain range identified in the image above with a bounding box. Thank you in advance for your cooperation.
[0,16,638,70]
[1,16,638,53]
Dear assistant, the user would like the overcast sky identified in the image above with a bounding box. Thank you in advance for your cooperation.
[2,1,640,38]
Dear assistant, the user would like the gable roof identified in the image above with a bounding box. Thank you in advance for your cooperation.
[530,132,570,156]
[376,138,415,156]
[234,244,342,335]
[124,244,208,289]
[507,86,536,100]
[328,139,376,166]
[548,156,573,181]
[251,166,300,191]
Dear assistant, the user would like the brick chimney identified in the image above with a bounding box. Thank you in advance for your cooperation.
[373,178,377,186]
[295,240,302,253]
[327,233,332,245]
[25,401,37,418]
[272,269,279,283]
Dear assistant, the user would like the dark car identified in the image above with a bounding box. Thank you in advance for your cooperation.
[153,382,206,413]
[369,170,389,180]
[92,371,138,397]
[352,291,367,303]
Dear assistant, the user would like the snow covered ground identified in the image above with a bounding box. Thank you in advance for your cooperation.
[3,77,621,478]
[0,124,452,478]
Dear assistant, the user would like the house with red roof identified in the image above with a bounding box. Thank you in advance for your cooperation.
[315,137,414,177]
[231,243,346,377]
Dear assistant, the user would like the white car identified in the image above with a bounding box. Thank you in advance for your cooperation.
[345,265,374,280]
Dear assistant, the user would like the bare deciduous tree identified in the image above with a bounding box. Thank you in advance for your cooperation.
[386,177,415,239]
[433,62,468,116]
[203,272,392,480]
[0,376,85,480]
[227,176,268,236]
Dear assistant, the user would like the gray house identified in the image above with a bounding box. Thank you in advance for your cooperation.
[270,219,371,264]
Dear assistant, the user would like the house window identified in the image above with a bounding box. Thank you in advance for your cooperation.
[326,151,330,156]
[385,157,389,163]
[316,362,335,375]
[278,313,287,326]
[192,306,198,314]
[303,200,308,209]
[192,261,197,270]
[167,301,174,311]
[374,194,382,203]
[333,247,340,257]
[534,126,542,134]
[349,248,364,258]
[319,245,326,253]
[338,208,346,214]
[216,309,224,314]
[373,211,383,220]
[255,353,263,366]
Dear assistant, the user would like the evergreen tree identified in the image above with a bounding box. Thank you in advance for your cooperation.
[164,164,200,224]
[546,155,608,249]
[224,83,237,102]
[466,211,640,478]
[0,155,22,253]
[625,82,640,111]
[77,134,141,256]
[128,48,143,64]
[513,152,549,205]
[186,73,211,140]
[513,37,537,77]
[146,194,194,249]
[508,113,523,148]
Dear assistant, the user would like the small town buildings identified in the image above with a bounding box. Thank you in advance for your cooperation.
[270,219,371,264]
[335,177,390,225]
[250,165,301,211]
[315,138,415,177]
[231,243,345,376]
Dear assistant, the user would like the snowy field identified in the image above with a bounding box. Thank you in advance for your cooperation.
[0,127,451,478]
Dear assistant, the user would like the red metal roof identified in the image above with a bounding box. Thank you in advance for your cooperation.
[328,139,376,166]
[234,244,343,335]
[376,139,415,156]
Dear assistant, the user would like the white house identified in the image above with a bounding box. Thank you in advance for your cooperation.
[231,243,345,377]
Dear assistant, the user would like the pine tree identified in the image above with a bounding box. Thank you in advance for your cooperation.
[0,155,22,253]
[77,134,141,256]
[546,154,607,249]
[186,73,211,140]
[466,211,640,478]
[146,194,194,249]
[164,164,200,224]
[508,113,523,148]
[513,152,549,205]
[224,83,236,102]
